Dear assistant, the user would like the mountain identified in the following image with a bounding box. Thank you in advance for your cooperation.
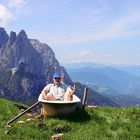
[0,27,117,107]
[66,66,140,107]
[67,67,140,95]
[62,62,108,69]
[63,62,140,77]
[0,29,44,76]
[108,95,140,107]
[0,66,43,105]
[29,39,72,84]
[0,27,72,105]
[115,65,140,77]
[75,82,118,107]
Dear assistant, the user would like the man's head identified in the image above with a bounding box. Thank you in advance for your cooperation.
[53,72,61,85]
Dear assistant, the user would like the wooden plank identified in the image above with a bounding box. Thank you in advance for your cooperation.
[7,101,40,125]
[82,87,88,109]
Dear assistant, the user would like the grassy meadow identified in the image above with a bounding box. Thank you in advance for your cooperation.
[0,98,140,140]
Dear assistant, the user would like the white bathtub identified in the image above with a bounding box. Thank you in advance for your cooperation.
[38,94,81,116]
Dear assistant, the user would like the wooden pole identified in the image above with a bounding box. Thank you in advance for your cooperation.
[7,101,40,125]
[82,87,88,109]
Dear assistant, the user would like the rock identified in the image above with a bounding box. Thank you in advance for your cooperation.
[87,105,97,108]
[17,120,27,124]
[5,125,12,128]
[54,124,65,133]
[26,118,35,122]
[26,113,35,118]
[20,109,25,113]
[51,133,64,140]
[5,130,10,134]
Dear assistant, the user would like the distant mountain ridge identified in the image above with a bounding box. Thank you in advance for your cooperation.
[67,66,140,95]
[65,63,140,107]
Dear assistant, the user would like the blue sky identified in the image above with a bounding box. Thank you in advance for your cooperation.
[0,0,140,65]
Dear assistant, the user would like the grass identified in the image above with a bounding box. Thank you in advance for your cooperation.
[0,98,140,140]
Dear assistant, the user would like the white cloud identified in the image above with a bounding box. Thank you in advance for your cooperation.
[61,50,94,63]
[80,50,92,57]
[8,0,27,10]
[7,0,30,15]
[0,0,29,27]
[0,4,14,27]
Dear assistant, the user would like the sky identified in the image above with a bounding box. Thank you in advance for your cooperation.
[0,0,140,65]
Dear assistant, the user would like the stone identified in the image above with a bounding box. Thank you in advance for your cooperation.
[51,133,64,140]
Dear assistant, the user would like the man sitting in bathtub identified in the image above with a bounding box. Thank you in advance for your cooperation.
[41,72,75,101]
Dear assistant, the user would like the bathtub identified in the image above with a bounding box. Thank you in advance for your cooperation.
[38,94,81,116]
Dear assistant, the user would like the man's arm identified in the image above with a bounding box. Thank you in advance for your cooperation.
[41,84,52,100]
[41,89,48,100]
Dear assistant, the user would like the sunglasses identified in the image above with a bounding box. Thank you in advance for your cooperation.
[54,77,61,79]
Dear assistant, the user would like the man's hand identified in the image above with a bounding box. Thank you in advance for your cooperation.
[41,90,48,100]
[68,85,76,95]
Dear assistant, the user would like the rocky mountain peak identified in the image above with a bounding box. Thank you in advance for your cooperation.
[0,29,44,76]
[17,30,27,39]
[30,39,72,84]
[8,31,17,46]
[30,39,53,54]
[0,27,9,47]
[0,28,72,84]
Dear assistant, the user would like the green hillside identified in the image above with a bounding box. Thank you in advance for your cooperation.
[0,98,140,140]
